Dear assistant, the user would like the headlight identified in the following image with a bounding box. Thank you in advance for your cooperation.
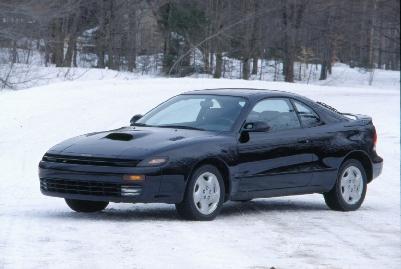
[137,157,169,167]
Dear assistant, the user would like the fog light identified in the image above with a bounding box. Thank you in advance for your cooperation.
[121,185,142,196]
[123,174,145,181]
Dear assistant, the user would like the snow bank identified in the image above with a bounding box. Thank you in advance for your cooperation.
[1,62,399,91]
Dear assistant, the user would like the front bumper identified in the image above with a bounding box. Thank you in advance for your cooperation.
[39,161,185,204]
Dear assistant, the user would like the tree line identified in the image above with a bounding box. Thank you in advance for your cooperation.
[0,0,399,82]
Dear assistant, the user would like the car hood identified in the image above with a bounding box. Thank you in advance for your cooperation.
[47,126,218,159]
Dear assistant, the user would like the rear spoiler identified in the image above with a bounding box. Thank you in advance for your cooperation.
[316,102,372,126]
[342,113,372,126]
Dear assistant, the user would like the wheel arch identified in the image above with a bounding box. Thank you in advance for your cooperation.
[342,150,373,183]
[188,157,231,201]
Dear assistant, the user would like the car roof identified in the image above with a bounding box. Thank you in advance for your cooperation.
[182,88,300,98]
[180,88,345,123]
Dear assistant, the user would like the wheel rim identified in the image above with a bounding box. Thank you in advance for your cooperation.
[193,172,221,215]
[340,165,364,205]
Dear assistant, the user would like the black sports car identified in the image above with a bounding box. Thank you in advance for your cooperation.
[39,88,383,220]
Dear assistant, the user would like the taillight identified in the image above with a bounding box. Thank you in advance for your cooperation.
[373,129,377,146]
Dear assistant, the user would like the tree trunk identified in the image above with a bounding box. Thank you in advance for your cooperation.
[63,36,76,67]
[73,42,78,67]
[320,46,330,80]
[95,1,107,68]
[359,0,368,67]
[242,58,250,80]
[283,21,295,84]
[281,0,296,83]
[52,18,65,67]
[162,32,172,74]
[162,3,174,75]
[210,52,214,73]
[368,0,377,70]
[95,13,106,69]
[250,0,259,76]
[106,0,117,70]
[320,62,328,80]
[214,51,222,78]
[63,11,80,67]
[97,49,105,68]
[44,41,50,67]
[127,9,137,72]
[180,41,191,77]
[284,54,294,82]
[368,0,377,85]
[107,41,114,69]
[11,40,17,63]
[252,58,258,75]
[204,48,210,74]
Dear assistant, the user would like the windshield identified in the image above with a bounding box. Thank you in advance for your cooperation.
[136,94,247,131]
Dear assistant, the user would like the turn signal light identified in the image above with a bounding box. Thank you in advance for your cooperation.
[123,174,145,181]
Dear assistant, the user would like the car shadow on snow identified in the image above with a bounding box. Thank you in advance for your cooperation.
[220,199,328,217]
[32,199,328,222]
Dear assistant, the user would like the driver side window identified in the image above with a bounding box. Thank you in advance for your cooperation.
[247,98,300,132]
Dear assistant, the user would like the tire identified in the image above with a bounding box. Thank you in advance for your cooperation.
[324,159,367,211]
[175,165,225,221]
[65,199,109,213]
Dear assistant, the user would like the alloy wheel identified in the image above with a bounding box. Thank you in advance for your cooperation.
[340,165,364,205]
[193,172,221,215]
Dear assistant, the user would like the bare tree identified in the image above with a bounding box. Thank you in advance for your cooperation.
[0,0,399,89]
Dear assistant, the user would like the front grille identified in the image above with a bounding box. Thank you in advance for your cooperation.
[42,154,140,167]
[40,178,122,197]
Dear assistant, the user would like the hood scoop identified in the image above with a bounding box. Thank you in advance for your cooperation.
[169,136,185,141]
[104,133,133,141]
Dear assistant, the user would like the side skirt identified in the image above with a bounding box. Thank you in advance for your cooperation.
[230,185,328,201]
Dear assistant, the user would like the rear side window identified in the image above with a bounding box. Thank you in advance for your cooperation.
[293,100,322,128]
[247,99,301,132]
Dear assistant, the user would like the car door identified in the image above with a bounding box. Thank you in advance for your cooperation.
[236,98,314,192]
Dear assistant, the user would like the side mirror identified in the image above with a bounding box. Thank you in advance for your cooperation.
[239,121,270,143]
[243,121,271,132]
[130,114,143,126]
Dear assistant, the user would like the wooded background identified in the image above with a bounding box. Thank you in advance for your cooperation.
[0,0,399,82]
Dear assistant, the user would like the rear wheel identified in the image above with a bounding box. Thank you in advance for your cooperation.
[324,159,367,211]
[175,165,225,221]
[65,199,109,213]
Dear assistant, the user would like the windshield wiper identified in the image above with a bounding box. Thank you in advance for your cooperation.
[157,125,205,131]
[133,123,151,127]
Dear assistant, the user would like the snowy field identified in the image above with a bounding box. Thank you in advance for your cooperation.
[0,73,400,268]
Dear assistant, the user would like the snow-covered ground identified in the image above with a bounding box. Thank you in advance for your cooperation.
[0,75,399,268]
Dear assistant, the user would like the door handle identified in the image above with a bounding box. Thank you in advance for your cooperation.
[298,138,310,144]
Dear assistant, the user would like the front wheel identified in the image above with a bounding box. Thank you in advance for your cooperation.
[324,159,367,211]
[175,165,225,221]
[65,199,109,213]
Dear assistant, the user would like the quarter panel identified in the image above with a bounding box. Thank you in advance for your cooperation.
[305,122,375,190]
